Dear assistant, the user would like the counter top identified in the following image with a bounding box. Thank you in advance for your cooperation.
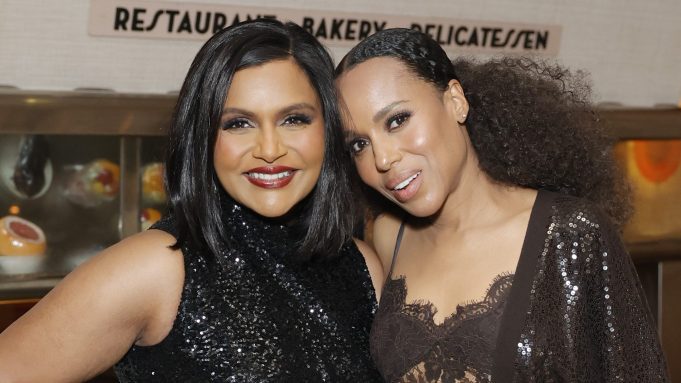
[0,277,60,300]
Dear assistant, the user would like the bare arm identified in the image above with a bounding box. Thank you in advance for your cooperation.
[0,229,184,383]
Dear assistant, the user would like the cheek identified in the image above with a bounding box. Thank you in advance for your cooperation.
[214,133,250,172]
[410,130,430,150]
[405,115,461,165]
[355,156,381,187]
[404,118,438,152]
[291,125,325,169]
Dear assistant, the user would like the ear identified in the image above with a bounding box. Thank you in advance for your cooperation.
[444,79,469,124]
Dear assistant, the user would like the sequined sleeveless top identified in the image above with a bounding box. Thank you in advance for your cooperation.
[114,201,382,382]
[370,190,669,382]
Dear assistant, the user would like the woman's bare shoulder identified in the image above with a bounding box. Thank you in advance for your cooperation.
[0,229,185,382]
[83,229,186,343]
[371,213,403,275]
[96,229,182,275]
[77,229,184,304]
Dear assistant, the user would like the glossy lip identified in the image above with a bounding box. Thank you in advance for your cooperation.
[385,170,421,190]
[244,165,298,189]
[385,170,422,203]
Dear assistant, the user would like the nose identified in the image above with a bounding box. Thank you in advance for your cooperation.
[252,128,287,163]
[372,138,401,172]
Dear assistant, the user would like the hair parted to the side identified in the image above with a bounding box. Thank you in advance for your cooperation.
[166,19,355,262]
[336,28,632,229]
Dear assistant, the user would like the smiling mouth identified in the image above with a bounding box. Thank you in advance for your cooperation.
[245,167,297,189]
[247,171,293,180]
[392,171,421,191]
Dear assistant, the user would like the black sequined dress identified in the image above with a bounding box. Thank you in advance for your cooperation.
[114,201,382,382]
[370,190,669,382]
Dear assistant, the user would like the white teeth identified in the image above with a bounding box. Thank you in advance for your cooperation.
[393,172,420,191]
[249,171,291,181]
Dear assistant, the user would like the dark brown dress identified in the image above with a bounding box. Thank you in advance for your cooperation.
[370,190,669,382]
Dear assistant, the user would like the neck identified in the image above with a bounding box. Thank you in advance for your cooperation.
[419,154,531,238]
[430,171,499,230]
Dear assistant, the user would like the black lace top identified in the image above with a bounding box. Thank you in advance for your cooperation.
[370,190,669,382]
[376,273,514,382]
[113,200,382,382]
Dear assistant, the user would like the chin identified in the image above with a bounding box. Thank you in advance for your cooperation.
[397,198,443,218]
[403,206,438,218]
[249,204,294,218]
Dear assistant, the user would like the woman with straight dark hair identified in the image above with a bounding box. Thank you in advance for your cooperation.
[0,19,383,382]
[336,28,668,382]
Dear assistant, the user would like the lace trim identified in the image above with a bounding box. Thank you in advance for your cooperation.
[389,272,514,329]
[376,273,514,382]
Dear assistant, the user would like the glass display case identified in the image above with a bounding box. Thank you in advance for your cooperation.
[0,90,174,300]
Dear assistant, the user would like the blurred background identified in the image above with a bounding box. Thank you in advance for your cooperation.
[1,0,680,381]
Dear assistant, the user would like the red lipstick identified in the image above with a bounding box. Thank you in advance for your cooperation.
[244,166,297,189]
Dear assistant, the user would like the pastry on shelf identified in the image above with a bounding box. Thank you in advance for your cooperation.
[0,215,47,256]
[63,159,120,207]
[141,162,166,204]
[140,208,162,231]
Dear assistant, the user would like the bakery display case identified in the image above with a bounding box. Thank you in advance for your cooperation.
[0,90,174,301]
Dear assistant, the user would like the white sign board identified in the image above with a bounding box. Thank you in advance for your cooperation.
[88,0,562,56]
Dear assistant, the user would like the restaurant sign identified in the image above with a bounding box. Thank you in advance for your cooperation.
[89,0,562,56]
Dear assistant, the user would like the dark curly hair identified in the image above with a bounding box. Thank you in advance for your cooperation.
[336,28,632,228]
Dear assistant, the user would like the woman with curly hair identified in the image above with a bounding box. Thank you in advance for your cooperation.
[336,28,669,382]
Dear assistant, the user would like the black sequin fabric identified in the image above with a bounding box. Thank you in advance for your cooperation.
[509,192,669,382]
[114,201,382,382]
[369,190,669,382]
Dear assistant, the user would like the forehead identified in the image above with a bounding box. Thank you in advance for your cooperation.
[225,58,320,107]
[337,57,439,117]
[337,57,413,90]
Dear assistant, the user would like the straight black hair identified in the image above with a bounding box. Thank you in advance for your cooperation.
[166,19,355,262]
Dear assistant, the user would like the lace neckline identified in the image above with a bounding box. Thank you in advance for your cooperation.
[383,191,541,329]
[386,272,514,329]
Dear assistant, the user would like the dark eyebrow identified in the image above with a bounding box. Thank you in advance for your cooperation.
[222,103,317,118]
[222,107,256,118]
[373,100,407,123]
[279,103,317,115]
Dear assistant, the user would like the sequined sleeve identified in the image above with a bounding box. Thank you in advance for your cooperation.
[513,195,669,382]
[590,209,669,382]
